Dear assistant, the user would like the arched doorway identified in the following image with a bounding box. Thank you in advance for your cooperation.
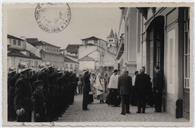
[146,16,165,111]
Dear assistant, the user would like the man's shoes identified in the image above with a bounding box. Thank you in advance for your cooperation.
[155,110,162,112]
[121,113,125,115]
[83,108,89,111]
[136,111,141,113]
[126,111,131,114]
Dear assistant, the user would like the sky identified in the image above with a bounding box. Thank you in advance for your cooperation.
[5,3,121,49]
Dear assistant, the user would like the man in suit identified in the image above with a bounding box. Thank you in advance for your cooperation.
[118,69,132,115]
[82,70,91,110]
[153,66,164,112]
[135,66,151,113]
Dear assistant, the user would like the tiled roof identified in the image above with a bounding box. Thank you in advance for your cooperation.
[67,54,78,59]
[79,56,95,61]
[81,36,100,41]
[64,56,78,63]
[7,34,24,41]
[26,38,60,48]
[66,44,80,54]
[8,48,41,60]
[26,38,42,46]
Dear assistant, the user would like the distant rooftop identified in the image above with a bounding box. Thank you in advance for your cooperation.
[64,56,78,63]
[66,44,81,54]
[79,55,95,61]
[7,34,24,41]
[26,38,60,48]
[8,47,41,60]
[26,38,42,46]
[81,36,101,41]
[67,54,78,59]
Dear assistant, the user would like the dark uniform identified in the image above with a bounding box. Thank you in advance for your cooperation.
[10,64,77,122]
[153,70,163,112]
[82,71,91,110]
[135,72,151,113]
[32,80,45,122]
[14,72,32,122]
[8,71,18,121]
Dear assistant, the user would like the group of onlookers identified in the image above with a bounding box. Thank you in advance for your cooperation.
[81,66,164,115]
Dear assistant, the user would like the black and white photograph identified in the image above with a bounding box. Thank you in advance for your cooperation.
[2,2,194,127]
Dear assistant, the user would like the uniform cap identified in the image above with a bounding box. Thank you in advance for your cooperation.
[18,62,29,73]
[9,67,16,73]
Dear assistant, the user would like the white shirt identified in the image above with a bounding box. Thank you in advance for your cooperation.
[132,75,136,86]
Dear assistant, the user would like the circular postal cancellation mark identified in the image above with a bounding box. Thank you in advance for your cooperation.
[34,3,71,33]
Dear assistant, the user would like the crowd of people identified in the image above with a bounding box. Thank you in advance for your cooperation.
[8,63,78,122]
[8,63,164,122]
[81,66,164,115]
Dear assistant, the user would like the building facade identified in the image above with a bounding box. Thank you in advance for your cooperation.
[26,38,64,69]
[79,55,96,71]
[116,8,138,76]
[64,56,79,72]
[7,35,42,70]
[117,7,190,119]
[78,36,117,72]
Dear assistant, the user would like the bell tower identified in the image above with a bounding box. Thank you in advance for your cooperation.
[107,29,117,47]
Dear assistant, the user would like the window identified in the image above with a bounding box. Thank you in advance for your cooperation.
[184,9,190,89]
[34,61,38,67]
[13,39,16,45]
[18,41,21,46]
[75,64,77,69]
[65,64,68,69]
[70,64,73,69]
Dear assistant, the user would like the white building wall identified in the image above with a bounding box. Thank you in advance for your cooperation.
[42,53,64,69]
[64,62,79,71]
[119,8,138,75]
[25,41,41,57]
[8,56,41,71]
[8,38,26,50]
[102,52,115,67]
[79,61,95,71]
[78,45,98,60]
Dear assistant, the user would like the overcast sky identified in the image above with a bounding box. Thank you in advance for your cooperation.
[6,3,121,48]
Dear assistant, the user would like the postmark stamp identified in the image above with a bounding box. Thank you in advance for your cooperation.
[34,3,71,33]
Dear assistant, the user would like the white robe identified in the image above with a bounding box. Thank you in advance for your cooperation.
[107,74,119,89]
[94,74,104,96]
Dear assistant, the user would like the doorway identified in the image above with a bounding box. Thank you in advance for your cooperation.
[146,16,165,111]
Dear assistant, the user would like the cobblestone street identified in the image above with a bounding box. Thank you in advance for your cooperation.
[57,95,188,122]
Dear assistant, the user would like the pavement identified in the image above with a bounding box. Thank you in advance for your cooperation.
[57,94,188,122]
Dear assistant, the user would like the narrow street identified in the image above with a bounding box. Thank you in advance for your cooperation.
[57,95,188,122]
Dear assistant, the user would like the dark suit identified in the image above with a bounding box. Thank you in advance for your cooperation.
[118,74,132,114]
[82,72,91,110]
[153,71,163,112]
[135,72,151,113]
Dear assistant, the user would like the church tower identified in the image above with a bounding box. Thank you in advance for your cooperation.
[107,29,117,47]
